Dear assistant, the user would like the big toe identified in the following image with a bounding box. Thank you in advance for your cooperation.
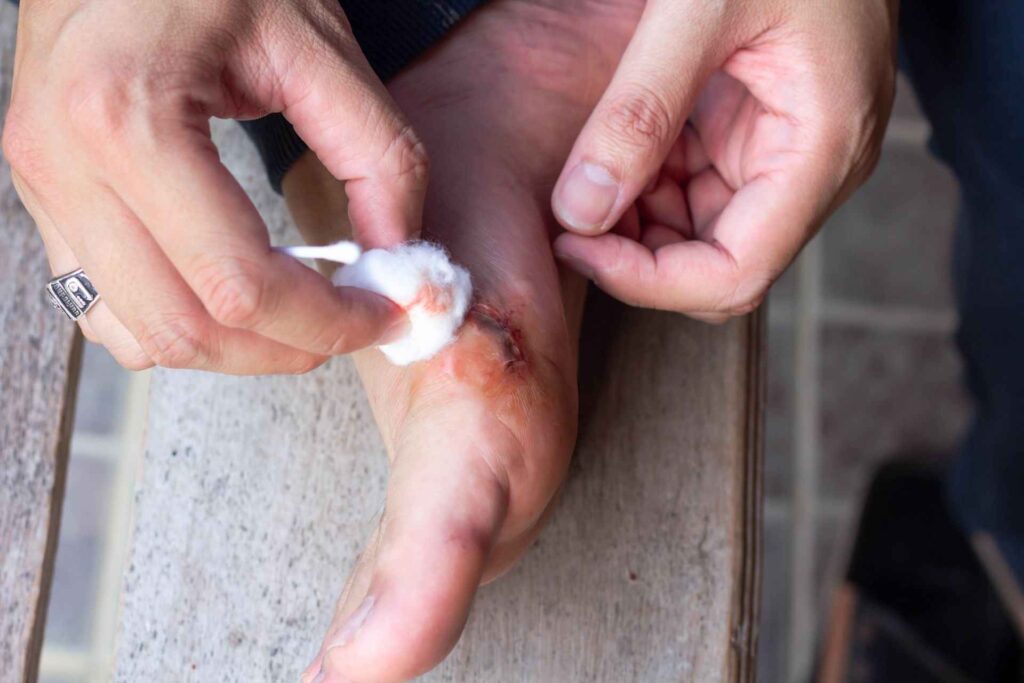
[303,403,520,683]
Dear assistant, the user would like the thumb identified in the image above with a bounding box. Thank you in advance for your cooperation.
[266,6,428,247]
[302,400,512,683]
[552,0,727,235]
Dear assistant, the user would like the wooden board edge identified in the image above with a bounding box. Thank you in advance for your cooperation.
[21,332,83,683]
[730,308,766,682]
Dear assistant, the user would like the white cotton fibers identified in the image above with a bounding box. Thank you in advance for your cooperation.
[283,240,472,365]
[280,240,472,364]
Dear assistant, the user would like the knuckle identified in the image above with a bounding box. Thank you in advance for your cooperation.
[443,515,498,560]
[197,260,267,328]
[63,75,134,147]
[382,123,430,184]
[138,318,208,369]
[722,269,772,317]
[2,112,47,180]
[78,324,101,344]
[321,325,354,356]
[307,317,365,356]
[819,103,887,191]
[96,329,156,369]
[603,85,675,150]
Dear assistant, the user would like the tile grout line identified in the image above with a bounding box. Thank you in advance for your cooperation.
[769,299,956,334]
[787,237,824,682]
[38,369,151,682]
[35,645,91,678]
[87,369,151,683]
[823,299,956,333]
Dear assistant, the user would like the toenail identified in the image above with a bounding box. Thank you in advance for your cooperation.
[329,595,376,649]
[555,162,620,233]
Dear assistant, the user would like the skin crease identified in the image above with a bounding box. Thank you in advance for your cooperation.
[280,0,894,681]
[5,0,423,373]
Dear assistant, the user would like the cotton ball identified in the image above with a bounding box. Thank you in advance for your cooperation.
[332,242,473,365]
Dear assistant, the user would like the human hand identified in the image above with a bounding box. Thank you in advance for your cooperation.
[4,0,427,372]
[551,0,897,322]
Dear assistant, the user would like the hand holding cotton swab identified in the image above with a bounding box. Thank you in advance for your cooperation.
[278,240,473,366]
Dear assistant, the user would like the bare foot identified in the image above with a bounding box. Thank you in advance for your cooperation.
[285,2,643,681]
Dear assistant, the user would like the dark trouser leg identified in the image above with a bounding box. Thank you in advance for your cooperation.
[900,0,1024,573]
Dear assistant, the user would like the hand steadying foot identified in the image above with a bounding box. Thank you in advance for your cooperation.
[284,2,644,680]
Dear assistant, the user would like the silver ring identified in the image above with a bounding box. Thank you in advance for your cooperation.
[46,268,100,321]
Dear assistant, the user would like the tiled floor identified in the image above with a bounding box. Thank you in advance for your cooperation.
[34,76,970,683]
[39,344,148,683]
[758,76,971,682]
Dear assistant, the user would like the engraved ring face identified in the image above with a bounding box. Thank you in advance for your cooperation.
[46,269,100,321]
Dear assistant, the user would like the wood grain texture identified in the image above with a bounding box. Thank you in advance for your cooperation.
[0,5,83,682]
[113,122,762,682]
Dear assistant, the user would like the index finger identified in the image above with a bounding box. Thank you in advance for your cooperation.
[113,124,406,356]
[266,4,429,247]
[553,169,825,315]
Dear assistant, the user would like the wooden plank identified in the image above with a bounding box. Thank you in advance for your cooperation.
[114,302,762,683]
[113,121,761,682]
[0,5,83,682]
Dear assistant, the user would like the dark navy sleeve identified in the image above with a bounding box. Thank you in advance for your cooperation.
[240,0,489,192]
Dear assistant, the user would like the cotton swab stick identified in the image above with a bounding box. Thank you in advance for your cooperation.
[277,240,363,265]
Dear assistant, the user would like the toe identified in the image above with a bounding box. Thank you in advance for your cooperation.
[305,404,517,683]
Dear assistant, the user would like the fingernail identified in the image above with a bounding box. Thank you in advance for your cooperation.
[555,162,620,233]
[554,251,596,281]
[330,595,376,649]
[311,672,325,683]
